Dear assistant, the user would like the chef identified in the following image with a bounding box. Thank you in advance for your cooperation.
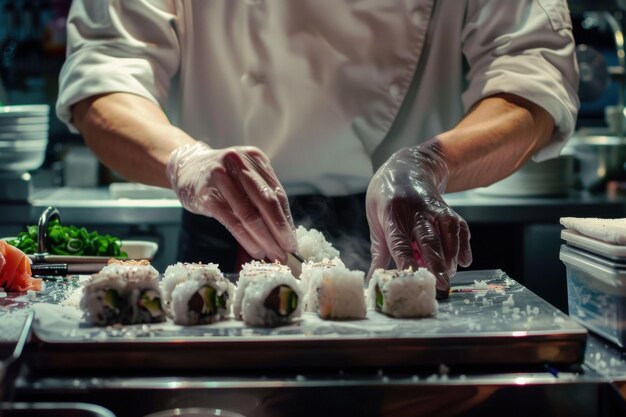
[56,0,578,297]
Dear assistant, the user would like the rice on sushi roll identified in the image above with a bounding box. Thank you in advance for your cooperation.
[301,258,366,320]
[81,259,165,325]
[235,261,303,327]
[367,268,438,318]
[163,262,234,325]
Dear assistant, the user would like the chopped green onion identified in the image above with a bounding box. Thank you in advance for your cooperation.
[7,220,127,258]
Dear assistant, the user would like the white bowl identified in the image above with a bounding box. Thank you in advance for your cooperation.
[0,123,49,133]
[0,131,49,141]
[0,116,49,125]
[0,139,47,149]
[2,238,159,262]
[0,146,47,171]
[0,105,49,118]
[123,240,159,259]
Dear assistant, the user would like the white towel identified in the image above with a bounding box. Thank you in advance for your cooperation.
[560,217,626,245]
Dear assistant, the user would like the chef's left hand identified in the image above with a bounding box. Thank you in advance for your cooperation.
[366,140,472,298]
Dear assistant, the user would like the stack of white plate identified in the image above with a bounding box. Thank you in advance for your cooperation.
[0,105,50,172]
[474,155,575,197]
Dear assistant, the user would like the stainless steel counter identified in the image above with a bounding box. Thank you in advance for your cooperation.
[13,336,626,417]
[3,271,626,417]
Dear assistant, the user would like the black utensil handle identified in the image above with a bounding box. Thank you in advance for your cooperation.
[31,263,68,277]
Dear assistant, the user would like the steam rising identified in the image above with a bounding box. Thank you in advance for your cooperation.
[289,193,372,274]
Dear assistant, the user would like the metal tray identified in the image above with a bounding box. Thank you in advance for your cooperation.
[22,270,587,372]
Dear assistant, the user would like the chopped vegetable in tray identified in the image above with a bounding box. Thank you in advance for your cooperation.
[8,219,128,257]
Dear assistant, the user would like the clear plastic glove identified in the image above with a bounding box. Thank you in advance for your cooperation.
[167,142,297,263]
[366,140,472,298]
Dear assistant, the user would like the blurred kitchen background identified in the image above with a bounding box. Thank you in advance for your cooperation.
[1,0,626,312]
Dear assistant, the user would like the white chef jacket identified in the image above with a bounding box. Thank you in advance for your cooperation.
[56,0,579,196]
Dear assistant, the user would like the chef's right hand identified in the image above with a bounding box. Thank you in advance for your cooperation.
[366,141,472,298]
[167,142,297,263]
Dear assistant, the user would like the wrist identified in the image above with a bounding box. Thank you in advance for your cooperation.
[404,140,450,194]
[166,140,208,189]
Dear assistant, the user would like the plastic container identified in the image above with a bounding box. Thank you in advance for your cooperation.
[561,229,626,261]
[559,243,626,347]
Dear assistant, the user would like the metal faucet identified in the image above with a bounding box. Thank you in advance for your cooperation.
[604,11,626,136]
[582,11,626,136]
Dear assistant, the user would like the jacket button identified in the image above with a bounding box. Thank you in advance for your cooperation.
[388,83,402,99]
[241,72,260,87]
[411,9,423,26]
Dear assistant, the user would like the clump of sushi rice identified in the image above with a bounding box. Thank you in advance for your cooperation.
[162,262,234,325]
[81,259,166,326]
[295,226,340,262]
[235,261,303,327]
[367,268,438,318]
[301,257,366,320]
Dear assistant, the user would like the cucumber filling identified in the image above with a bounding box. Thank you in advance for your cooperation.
[99,288,122,323]
[103,288,121,313]
[265,285,298,317]
[375,285,384,310]
[139,289,164,318]
[187,285,227,316]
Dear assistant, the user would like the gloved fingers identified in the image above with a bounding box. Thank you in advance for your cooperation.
[410,241,426,268]
[234,159,297,253]
[213,168,288,263]
[246,150,283,188]
[436,212,461,277]
[251,152,298,240]
[458,220,473,267]
[247,151,298,231]
[411,216,449,293]
[209,200,266,260]
[367,223,392,280]
[385,216,420,272]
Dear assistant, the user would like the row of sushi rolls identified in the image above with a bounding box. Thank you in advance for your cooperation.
[3,226,438,328]
[80,227,439,327]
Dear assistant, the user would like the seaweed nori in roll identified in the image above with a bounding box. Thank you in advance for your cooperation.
[163,262,234,325]
[235,261,303,327]
[81,259,166,325]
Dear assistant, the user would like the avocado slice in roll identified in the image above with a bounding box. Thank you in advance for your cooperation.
[264,285,299,317]
[187,285,228,316]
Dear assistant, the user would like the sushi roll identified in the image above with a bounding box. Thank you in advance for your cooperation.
[80,272,127,325]
[235,261,303,327]
[300,257,366,320]
[164,262,234,325]
[81,259,165,325]
[367,268,438,318]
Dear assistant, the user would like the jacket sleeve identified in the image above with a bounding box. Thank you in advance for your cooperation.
[55,0,181,133]
[461,0,579,161]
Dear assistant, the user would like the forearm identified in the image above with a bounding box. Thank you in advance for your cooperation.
[436,93,555,193]
[71,93,196,188]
